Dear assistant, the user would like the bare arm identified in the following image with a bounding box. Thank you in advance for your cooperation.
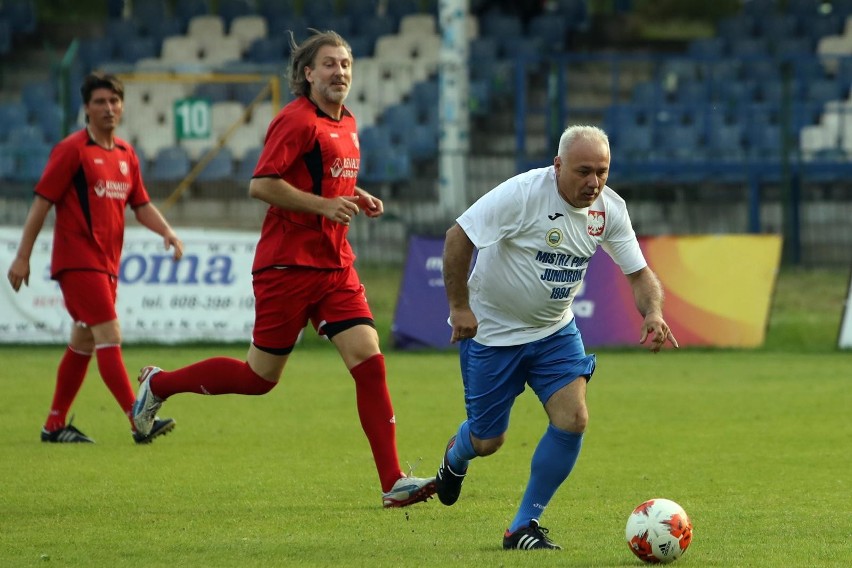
[7,195,53,291]
[626,266,679,351]
[133,202,183,260]
[249,177,360,225]
[443,223,478,343]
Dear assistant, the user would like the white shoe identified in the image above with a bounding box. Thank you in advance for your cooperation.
[132,366,163,436]
[382,475,437,508]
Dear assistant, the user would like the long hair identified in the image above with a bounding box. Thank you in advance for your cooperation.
[287,28,352,97]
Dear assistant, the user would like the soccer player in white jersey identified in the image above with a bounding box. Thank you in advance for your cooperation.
[433,125,679,550]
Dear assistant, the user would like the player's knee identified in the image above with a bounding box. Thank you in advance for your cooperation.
[473,433,505,456]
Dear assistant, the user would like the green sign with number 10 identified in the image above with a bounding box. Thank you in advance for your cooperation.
[174,98,211,140]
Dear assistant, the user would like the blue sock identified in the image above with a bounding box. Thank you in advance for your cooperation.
[446,420,476,473]
[509,424,583,533]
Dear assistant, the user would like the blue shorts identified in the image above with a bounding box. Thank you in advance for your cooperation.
[459,319,596,440]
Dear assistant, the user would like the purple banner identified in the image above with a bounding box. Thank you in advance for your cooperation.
[391,236,454,349]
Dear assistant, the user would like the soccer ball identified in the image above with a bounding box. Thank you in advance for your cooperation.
[625,498,693,564]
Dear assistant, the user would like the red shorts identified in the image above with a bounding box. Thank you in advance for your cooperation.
[57,270,118,327]
[252,265,374,354]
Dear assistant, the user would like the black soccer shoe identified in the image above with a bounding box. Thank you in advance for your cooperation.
[503,520,563,550]
[133,417,175,444]
[41,421,95,443]
[436,435,467,506]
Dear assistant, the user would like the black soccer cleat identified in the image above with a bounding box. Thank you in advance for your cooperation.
[133,417,175,445]
[503,520,563,550]
[436,435,467,506]
[41,420,95,444]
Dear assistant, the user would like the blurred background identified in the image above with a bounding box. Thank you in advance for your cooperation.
[0,0,850,267]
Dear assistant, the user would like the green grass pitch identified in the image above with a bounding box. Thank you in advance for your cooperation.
[0,267,849,567]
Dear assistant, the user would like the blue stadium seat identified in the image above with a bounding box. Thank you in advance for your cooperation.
[687,37,726,59]
[12,141,52,183]
[302,0,337,21]
[0,143,16,180]
[150,146,191,181]
[347,35,372,58]
[118,37,159,63]
[175,0,211,28]
[105,18,140,44]
[407,122,438,161]
[218,0,253,27]
[7,124,44,147]
[132,0,169,33]
[78,37,116,73]
[346,0,379,18]
[21,80,56,114]
[386,0,421,20]
[246,36,286,64]
[481,13,523,42]
[706,123,746,160]
[660,123,702,160]
[235,145,262,179]
[554,0,591,32]
[196,148,234,181]
[527,14,567,52]
[1,0,37,38]
[410,79,438,119]
[0,102,28,140]
[32,103,65,144]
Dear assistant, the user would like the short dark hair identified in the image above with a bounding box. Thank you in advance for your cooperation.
[287,28,352,97]
[80,72,124,105]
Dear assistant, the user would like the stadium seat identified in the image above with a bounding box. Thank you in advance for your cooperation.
[229,15,267,53]
[211,101,247,138]
[302,0,337,21]
[196,147,234,181]
[188,14,225,41]
[176,0,211,27]
[193,83,231,103]
[12,142,52,183]
[161,36,203,63]
[407,122,439,161]
[399,14,436,36]
[150,146,191,181]
[386,0,421,20]
[0,19,10,55]
[245,37,286,64]
[234,145,262,179]
[0,143,16,180]
[527,14,568,52]
[201,36,242,66]
[32,103,65,144]
[118,37,159,63]
[218,0,253,27]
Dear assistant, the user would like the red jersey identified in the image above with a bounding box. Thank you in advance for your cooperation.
[35,129,149,278]
[252,96,361,271]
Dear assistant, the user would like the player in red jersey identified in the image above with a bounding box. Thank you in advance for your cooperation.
[132,30,436,508]
[6,72,183,445]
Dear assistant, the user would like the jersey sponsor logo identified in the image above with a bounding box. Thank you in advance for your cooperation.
[546,228,563,248]
[119,160,129,176]
[93,179,131,200]
[330,157,360,178]
[548,212,564,220]
[587,210,605,236]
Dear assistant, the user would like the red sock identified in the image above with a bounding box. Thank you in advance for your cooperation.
[95,344,136,428]
[150,357,276,399]
[44,346,92,431]
[350,354,404,492]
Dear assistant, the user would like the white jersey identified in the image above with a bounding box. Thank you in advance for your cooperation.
[457,166,646,346]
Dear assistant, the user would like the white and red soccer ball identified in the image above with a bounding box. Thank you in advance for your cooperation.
[625,498,693,563]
